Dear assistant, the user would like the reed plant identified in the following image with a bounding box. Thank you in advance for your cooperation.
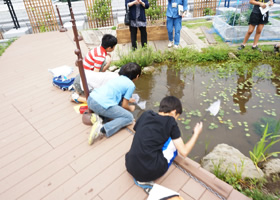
[249,121,280,169]
[114,45,163,68]
[113,44,280,68]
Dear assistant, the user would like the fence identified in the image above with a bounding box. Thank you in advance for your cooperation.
[23,0,59,33]
[84,0,114,28]
[146,0,167,22]
[193,0,218,17]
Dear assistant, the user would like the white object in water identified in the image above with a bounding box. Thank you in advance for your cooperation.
[48,65,74,77]
[137,101,146,110]
[132,94,140,103]
[206,99,221,116]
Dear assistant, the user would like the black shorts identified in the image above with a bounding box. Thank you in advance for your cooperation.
[249,11,269,26]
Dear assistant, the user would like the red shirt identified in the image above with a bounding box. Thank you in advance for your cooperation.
[83,46,107,71]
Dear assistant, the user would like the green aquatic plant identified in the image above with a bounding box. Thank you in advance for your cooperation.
[114,45,156,68]
[249,122,280,169]
[253,117,280,136]
[212,159,245,191]
[243,188,279,200]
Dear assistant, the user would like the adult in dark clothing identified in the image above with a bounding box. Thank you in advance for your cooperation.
[125,0,149,50]
[125,96,203,187]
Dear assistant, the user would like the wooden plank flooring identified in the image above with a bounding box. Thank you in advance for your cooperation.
[0,31,250,200]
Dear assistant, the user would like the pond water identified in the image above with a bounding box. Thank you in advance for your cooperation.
[133,64,280,162]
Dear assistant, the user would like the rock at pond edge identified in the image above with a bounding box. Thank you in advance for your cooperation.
[201,143,264,179]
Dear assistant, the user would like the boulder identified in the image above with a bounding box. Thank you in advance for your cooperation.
[142,66,155,74]
[108,65,118,72]
[228,52,239,60]
[201,143,264,179]
[262,159,280,177]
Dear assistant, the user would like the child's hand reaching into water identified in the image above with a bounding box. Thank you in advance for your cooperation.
[193,122,203,136]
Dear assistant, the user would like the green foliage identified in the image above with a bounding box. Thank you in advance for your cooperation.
[253,117,280,136]
[225,10,251,26]
[0,39,15,56]
[182,19,212,29]
[249,122,280,168]
[113,44,280,69]
[113,45,158,68]
[145,0,165,23]
[203,8,215,16]
[212,159,245,191]
[243,188,279,200]
[111,26,116,30]
[87,0,111,26]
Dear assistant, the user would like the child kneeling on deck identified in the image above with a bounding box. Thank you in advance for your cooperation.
[87,62,141,145]
[125,96,203,189]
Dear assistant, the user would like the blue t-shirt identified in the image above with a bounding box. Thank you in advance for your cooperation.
[166,0,187,18]
[89,75,135,109]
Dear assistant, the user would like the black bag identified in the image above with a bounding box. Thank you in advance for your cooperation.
[124,5,130,26]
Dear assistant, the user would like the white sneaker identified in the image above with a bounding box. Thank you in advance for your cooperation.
[168,41,173,48]
[88,117,104,145]
[71,92,80,103]
[174,45,179,49]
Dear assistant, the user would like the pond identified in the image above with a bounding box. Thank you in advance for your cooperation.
[133,64,280,162]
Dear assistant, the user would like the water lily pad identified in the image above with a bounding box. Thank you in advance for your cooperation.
[245,133,251,137]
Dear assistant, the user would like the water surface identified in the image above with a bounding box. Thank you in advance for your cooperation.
[133,64,280,161]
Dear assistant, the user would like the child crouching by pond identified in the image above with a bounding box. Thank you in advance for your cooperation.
[125,96,203,188]
[87,62,141,145]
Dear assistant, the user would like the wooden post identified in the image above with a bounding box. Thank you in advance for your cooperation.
[70,8,89,100]
[56,5,67,32]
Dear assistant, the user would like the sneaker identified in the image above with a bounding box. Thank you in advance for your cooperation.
[252,45,262,52]
[238,44,245,50]
[174,45,179,49]
[88,119,104,145]
[274,44,280,53]
[90,113,102,125]
[168,41,173,48]
[133,178,154,189]
[71,92,80,103]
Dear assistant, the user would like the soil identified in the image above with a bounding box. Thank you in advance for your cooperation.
[263,173,280,196]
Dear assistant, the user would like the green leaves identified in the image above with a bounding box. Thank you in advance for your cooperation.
[249,122,280,169]
[88,0,111,26]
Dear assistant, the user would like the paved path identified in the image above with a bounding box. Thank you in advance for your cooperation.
[0,30,250,200]
[80,25,210,60]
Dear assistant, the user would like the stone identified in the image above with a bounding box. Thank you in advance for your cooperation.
[3,27,31,39]
[228,52,239,60]
[108,65,118,72]
[262,159,280,177]
[142,66,155,74]
[201,143,264,179]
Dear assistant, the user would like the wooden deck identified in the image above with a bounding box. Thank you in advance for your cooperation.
[0,30,250,200]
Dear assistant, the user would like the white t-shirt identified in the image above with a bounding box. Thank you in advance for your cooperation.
[80,71,119,91]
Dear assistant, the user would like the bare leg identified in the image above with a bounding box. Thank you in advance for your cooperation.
[242,24,256,45]
[77,96,87,103]
[101,55,111,72]
[253,24,264,47]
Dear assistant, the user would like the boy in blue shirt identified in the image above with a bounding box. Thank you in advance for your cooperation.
[87,62,141,145]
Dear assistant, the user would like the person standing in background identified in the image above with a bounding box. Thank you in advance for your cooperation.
[125,0,150,50]
[166,0,187,48]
